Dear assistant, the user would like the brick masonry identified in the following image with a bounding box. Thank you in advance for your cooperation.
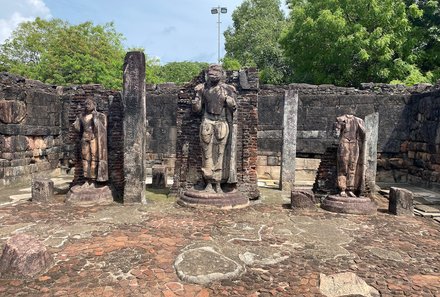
[60,85,124,201]
[171,69,260,200]
[0,73,62,186]
[2,70,440,195]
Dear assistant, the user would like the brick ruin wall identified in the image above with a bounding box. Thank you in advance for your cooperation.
[258,82,440,191]
[0,73,62,186]
[171,69,260,199]
[2,70,440,193]
[145,83,179,177]
[60,85,124,201]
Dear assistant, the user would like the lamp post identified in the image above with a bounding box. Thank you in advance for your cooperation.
[211,6,227,64]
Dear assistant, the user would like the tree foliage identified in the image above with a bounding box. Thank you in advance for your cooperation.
[0,18,125,89]
[280,0,429,86]
[224,0,288,84]
[405,0,440,82]
[152,61,209,85]
[281,0,438,85]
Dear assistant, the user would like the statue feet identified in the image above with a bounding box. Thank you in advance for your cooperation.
[204,183,216,193]
[203,182,223,194]
[214,183,223,194]
[339,190,357,198]
[347,191,356,197]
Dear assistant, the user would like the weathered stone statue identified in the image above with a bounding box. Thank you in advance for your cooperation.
[192,64,237,193]
[334,114,366,197]
[66,98,112,205]
[72,98,108,186]
[321,114,376,215]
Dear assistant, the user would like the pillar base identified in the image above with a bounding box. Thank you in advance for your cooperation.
[321,195,376,215]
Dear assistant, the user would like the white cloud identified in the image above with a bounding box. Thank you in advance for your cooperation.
[0,0,51,44]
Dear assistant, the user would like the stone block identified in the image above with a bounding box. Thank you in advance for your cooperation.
[291,190,317,209]
[0,100,27,124]
[0,234,53,278]
[32,178,54,203]
[152,165,168,188]
[267,156,279,166]
[389,187,414,216]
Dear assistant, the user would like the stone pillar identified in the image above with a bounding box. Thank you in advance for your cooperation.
[280,89,298,191]
[389,187,414,216]
[364,112,379,195]
[152,165,168,189]
[31,178,54,203]
[122,51,147,203]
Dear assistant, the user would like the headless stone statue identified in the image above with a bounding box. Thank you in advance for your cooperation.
[72,98,108,187]
[192,65,237,193]
[334,114,366,197]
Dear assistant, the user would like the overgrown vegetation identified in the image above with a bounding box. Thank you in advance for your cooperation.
[225,0,440,86]
[0,18,209,88]
[2,0,440,87]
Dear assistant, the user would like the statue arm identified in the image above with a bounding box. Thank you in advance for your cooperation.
[358,119,366,140]
[224,85,237,111]
[72,117,81,132]
[192,84,204,113]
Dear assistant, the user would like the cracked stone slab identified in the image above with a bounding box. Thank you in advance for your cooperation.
[0,223,35,238]
[290,216,360,259]
[84,206,148,225]
[239,250,290,266]
[174,246,245,285]
[367,247,404,262]
[320,272,380,297]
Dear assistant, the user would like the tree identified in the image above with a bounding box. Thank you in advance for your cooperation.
[224,0,288,84]
[405,0,440,82]
[280,0,428,86]
[0,18,126,89]
[154,61,209,85]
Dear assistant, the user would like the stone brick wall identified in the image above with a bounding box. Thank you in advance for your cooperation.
[145,83,179,176]
[171,69,260,199]
[394,85,440,188]
[0,73,62,186]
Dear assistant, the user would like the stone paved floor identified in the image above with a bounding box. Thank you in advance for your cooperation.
[0,185,439,296]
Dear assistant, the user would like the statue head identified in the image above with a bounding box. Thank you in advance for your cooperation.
[84,98,96,113]
[207,64,223,84]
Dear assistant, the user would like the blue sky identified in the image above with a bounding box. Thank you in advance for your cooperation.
[0,0,264,64]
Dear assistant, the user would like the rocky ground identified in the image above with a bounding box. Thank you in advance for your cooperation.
[0,186,439,297]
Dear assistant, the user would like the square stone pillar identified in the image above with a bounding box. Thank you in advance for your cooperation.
[389,187,414,216]
[280,89,298,191]
[152,165,168,189]
[364,112,379,195]
[122,52,147,203]
[31,178,54,203]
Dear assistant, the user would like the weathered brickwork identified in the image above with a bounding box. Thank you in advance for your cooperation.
[61,85,123,201]
[171,69,260,199]
[0,73,62,186]
[145,83,179,176]
[2,70,440,194]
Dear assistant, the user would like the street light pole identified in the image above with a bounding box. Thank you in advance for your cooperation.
[211,6,227,64]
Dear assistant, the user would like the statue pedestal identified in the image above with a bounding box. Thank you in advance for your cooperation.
[66,185,113,206]
[178,189,249,210]
[321,195,376,215]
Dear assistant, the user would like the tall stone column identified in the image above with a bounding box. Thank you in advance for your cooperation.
[122,51,147,203]
[280,89,298,191]
[364,112,379,195]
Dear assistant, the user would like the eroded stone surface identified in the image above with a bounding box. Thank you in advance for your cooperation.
[319,272,380,297]
[0,234,53,279]
[174,246,244,285]
[0,100,27,124]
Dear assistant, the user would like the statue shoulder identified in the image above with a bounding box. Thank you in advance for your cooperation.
[194,83,205,93]
[221,83,237,94]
